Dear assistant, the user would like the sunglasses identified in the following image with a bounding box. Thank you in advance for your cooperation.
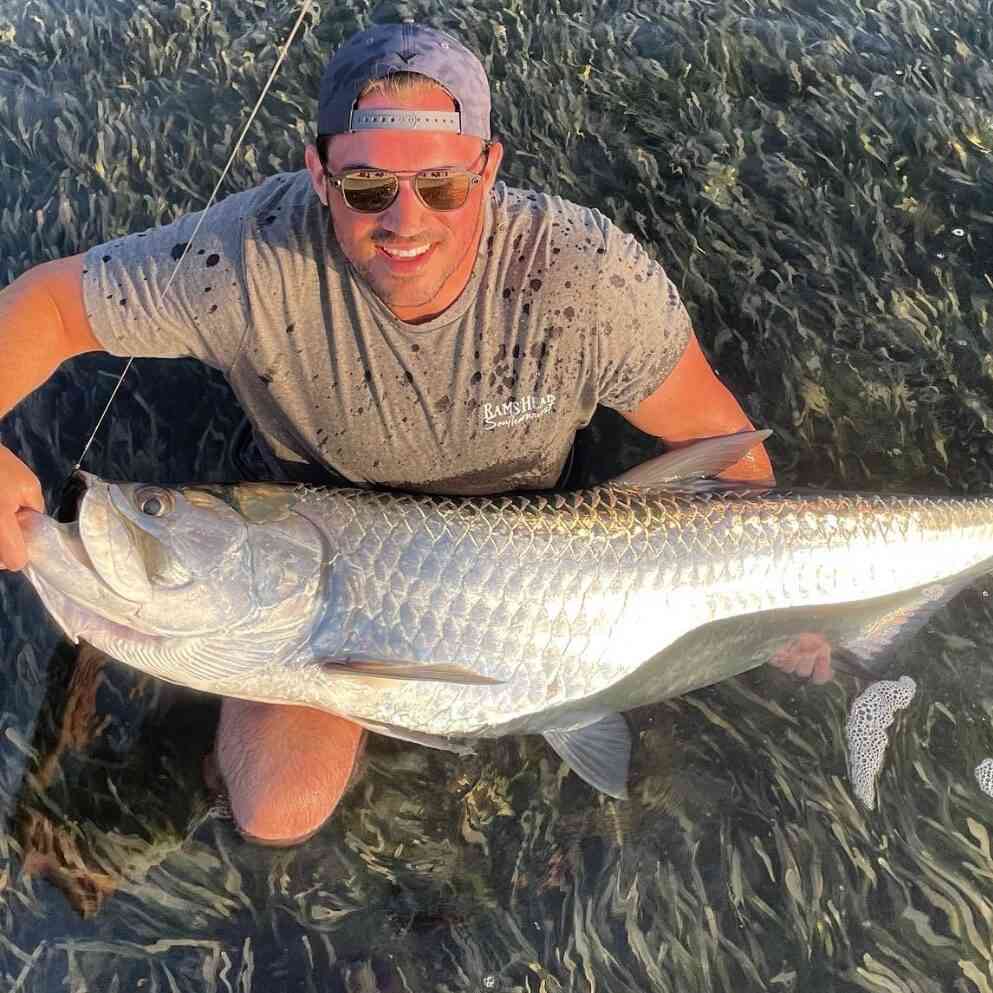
[325,146,490,214]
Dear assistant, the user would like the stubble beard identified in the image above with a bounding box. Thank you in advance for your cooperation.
[331,202,485,311]
[355,239,463,310]
[364,256,454,308]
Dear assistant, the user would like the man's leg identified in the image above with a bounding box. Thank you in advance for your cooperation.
[204,698,366,846]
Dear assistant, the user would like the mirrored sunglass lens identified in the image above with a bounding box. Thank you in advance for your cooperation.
[416,173,472,210]
[341,176,398,212]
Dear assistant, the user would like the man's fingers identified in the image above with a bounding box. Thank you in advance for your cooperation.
[769,649,797,673]
[0,524,28,572]
[810,648,834,684]
[19,477,45,515]
[0,445,45,570]
[770,633,835,683]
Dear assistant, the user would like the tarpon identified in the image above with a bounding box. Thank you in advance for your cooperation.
[17,431,993,797]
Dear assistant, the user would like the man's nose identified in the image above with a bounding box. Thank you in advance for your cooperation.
[379,178,429,233]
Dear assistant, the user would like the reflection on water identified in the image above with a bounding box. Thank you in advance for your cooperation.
[3,0,993,989]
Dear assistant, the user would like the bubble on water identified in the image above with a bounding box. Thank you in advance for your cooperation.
[936,252,946,259]
[976,758,993,797]
[952,228,965,237]
[846,676,916,810]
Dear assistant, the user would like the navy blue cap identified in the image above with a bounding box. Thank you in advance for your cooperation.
[318,23,491,140]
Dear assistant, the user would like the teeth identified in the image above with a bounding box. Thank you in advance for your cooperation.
[382,244,430,259]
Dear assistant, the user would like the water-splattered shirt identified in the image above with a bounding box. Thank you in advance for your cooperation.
[81,172,691,494]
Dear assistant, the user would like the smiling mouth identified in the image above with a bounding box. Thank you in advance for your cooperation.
[380,243,432,258]
[376,242,437,269]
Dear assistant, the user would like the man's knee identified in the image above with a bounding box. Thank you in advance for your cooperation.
[211,698,366,846]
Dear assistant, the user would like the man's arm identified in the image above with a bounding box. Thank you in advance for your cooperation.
[0,254,104,570]
[0,254,102,418]
[620,334,775,484]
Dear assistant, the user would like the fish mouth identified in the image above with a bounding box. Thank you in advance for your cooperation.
[55,471,148,596]
[57,515,99,575]
[25,563,150,649]
[55,470,90,525]
[21,472,161,641]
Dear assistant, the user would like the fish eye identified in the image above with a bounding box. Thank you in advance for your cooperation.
[135,488,173,517]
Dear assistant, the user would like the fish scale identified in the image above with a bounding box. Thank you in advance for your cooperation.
[294,485,993,737]
[22,428,993,799]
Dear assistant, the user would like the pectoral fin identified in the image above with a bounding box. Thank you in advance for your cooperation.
[544,713,632,799]
[611,430,774,491]
[318,656,504,685]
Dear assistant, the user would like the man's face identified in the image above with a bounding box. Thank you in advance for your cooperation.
[305,84,502,323]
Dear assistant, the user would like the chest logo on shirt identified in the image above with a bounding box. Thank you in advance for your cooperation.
[481,393,557,431]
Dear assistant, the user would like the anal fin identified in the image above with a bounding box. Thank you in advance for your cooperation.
[544,713,632,799]
[831,574,982,679]
[356,717,476,756]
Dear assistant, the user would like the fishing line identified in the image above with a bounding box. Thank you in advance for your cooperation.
[64,0,314,496]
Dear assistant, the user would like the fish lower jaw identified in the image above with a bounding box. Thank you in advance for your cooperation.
[25,568,158,647]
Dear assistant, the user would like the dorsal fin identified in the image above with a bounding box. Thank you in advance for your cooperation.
[610,430,774,491]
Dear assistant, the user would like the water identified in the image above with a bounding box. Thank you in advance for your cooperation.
[3,0,993,989]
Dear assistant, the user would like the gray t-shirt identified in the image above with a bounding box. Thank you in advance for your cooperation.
[82,172,691,494]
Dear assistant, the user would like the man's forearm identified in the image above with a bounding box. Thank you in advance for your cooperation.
[717,436,774,485]
[621,334,776,485]
[0,256,102,420]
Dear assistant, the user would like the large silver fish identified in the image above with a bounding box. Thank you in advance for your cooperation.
[17,432,993,797]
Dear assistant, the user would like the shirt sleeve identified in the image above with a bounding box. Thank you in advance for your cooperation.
[81,188,254,372]
[594,221,692,413]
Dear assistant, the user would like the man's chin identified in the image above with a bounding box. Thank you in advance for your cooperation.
[367,273,447,311]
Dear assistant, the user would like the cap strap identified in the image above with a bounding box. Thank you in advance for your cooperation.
[348,108,462,133]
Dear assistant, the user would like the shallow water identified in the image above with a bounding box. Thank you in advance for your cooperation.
[4,0,993,989]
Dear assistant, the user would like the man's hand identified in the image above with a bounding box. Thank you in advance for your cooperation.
[0,445,44,571]
[769,632,834,684]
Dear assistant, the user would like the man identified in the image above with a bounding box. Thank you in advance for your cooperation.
[0,24,829,846]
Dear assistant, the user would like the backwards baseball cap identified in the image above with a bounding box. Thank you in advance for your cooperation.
[318,23,491,141]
